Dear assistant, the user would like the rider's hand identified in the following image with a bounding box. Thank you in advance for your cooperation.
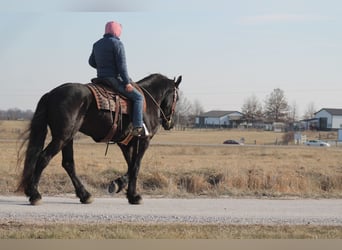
[125,83,134,92]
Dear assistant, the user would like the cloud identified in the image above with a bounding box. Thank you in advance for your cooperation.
[238,14,331,25]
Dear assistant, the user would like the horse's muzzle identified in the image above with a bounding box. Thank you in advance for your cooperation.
[162,118,173,130]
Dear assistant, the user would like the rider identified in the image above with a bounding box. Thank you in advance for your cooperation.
[89,21,144,137]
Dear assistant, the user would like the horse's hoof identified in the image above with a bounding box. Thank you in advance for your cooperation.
[108,180,124,194]
[29,197,42,206]
[108,181,117,194]
[80,195,94,204]
[128,194,143,205]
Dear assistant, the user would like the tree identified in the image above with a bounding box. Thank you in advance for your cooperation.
[264,88,289,122]
[174,91,193,128]
[303,102,316,119]
[174,93,204,128]
[0,108,33,120]
[287,101,298,123]
[192,99,204,116]
[241,95,263,124]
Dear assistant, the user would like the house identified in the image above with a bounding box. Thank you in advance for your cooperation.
[195,110,244,128]
[314,108,342,130]
[299,118,319,130]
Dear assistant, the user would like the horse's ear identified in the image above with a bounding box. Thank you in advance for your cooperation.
[175,75,182,87]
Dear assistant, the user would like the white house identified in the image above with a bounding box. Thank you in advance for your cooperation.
[195,110,244,128]
[314,108,342,130]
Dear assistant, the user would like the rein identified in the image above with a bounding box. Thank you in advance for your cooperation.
[139,85,178,126]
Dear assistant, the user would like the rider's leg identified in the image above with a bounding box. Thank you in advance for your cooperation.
[102,77,144,136]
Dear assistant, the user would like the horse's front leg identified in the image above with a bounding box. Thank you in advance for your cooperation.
[119,138,149,205]
[126,158,143,205]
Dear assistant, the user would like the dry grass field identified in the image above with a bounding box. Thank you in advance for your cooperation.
[1,120,342,239]
[1,222,341,239]
[1,120,341,199]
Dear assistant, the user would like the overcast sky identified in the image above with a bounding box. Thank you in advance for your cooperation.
[0,0,341,117]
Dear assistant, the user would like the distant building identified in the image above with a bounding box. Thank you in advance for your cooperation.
[314,108,342,130]
[195,110,244,128]
[299,118,319,130]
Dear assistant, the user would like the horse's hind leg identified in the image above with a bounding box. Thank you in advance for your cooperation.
[62,140,93,204]
[27,138,64,205]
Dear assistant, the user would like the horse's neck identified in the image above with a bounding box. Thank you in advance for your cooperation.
[141,83,164,104]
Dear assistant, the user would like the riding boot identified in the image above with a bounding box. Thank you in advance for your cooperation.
[131,127,143,137]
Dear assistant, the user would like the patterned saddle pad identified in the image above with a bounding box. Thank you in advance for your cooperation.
[86,83,131,114]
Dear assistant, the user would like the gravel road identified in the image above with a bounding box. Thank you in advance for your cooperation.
[1,196,341,225]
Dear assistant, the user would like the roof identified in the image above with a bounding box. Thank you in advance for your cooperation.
[315,108,342,116]
[198,110,243,118]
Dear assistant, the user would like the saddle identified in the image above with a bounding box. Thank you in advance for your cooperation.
[87,80,131,114]
[86,78,145,144]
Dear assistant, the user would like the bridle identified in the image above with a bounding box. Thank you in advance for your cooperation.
[140,85,178,127]
[167,86,179,127]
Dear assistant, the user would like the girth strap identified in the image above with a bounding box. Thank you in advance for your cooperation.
[101,95,121,143]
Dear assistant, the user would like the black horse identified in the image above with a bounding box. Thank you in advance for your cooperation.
[18,73,181,205]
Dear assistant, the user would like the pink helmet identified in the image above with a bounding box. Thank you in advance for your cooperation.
[105,21,122,37]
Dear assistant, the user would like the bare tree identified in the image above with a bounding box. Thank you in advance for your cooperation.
[287,101,298,123]
[0,108,33,120]
[192,99,204,116]
[175,91,193,128]
[264,88,289,122]
[174,93,204,128]
[302,102,316,119]
[241,95,263,124]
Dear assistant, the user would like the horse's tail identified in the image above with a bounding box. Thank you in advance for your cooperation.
[17,92,50,193]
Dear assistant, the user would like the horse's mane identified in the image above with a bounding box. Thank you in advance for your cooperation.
[137,73,169,86]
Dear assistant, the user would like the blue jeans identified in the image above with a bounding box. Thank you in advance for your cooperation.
[104,77,143,128]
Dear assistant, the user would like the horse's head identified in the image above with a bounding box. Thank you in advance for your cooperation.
[160,75,182,130]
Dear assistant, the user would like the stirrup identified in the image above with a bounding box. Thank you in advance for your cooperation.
[131,123,149,137]
[142,123,149,136]
[131,127,143,137]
